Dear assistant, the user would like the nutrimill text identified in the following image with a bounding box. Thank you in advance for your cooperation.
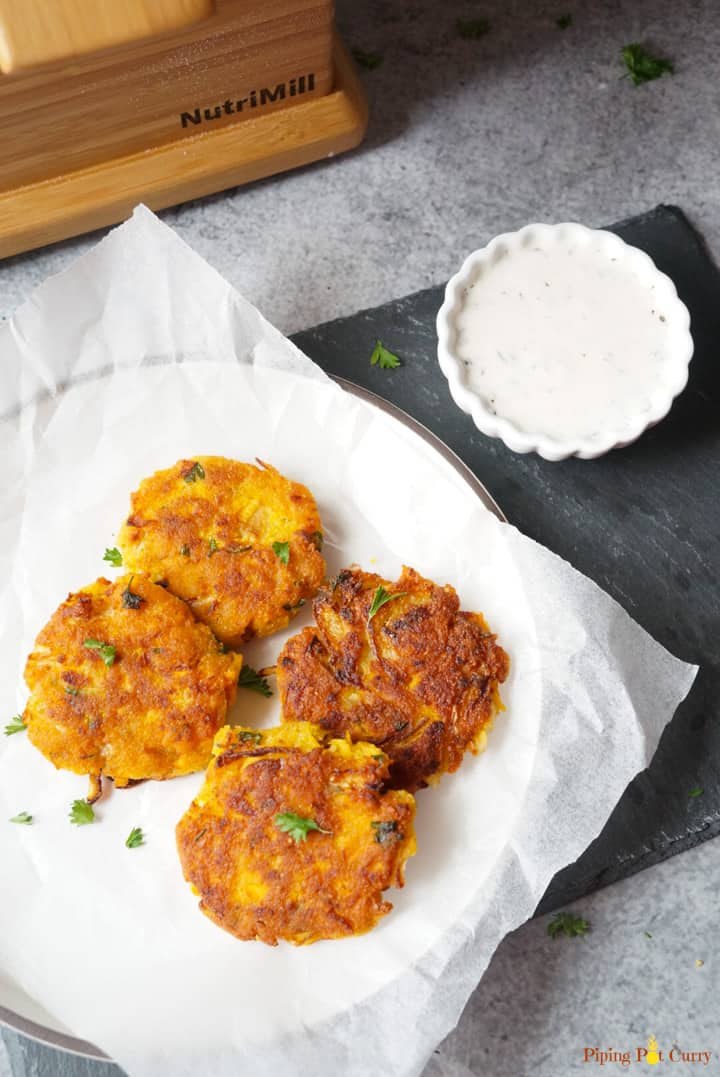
[180,74,316,128]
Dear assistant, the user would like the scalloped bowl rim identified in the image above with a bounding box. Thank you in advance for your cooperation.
[436,222,694,461]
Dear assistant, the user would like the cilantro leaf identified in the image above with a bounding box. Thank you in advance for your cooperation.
[103,547,123,567]
[352,47,383,70]
[547,911,590,939]
[83,639,116,667]
[275,812,330,843]
[371,820,402,844]
[368,585,407,622]
[556,13,572,29]
[370,340,402,370]
[272,541,290,564]
[238,665,273,697]
[236,729,263,744]
[283,598,306,613]
[69,799,95,826]
[621,43,673,86]
[10,811,32,825]
[125,826,145,848]
[208,537,219,556]
[121,579,144,609]
[64,684,80,696]
[183,461,205,483]
[331,569,352,591]
[689,786,704,798]
[5,715,27,736]
[457,17,491,39]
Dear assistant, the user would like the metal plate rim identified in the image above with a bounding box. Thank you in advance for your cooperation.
[333,377,506,523]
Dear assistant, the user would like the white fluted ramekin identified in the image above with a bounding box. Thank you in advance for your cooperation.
[436,222,694,461]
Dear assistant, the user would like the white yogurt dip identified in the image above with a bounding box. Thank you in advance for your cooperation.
[453,231,676,443]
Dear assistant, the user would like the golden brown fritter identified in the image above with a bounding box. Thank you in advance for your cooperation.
[23,575,242,791]
[176,722,416,945]
[117,456,325,648]
[277,566,510,792]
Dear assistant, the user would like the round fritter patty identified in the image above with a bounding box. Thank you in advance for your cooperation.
[23,575,242,789]
[176,722,416,945]
[117,457,325,647]
[276,565,510,792]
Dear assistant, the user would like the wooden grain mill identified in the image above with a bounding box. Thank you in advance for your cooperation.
[0,0,367,256]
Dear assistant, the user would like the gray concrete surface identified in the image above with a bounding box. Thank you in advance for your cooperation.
[2,0,720,334]
[1,0,719,1074]
[429,837,720,1077]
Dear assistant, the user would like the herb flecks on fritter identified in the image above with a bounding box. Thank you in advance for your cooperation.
[176,722,415,945]
[276,566,509,792]
[23,576,241,793]
[117,457,325,648]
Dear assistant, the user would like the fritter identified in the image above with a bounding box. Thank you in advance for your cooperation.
[176,722,416,945]
[117,456,325,647]
[276,565,510,792]
[23,575,242,795]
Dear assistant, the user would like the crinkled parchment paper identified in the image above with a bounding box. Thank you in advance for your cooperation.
[0,207,697,1077]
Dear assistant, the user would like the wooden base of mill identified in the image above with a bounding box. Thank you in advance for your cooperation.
[0,36,367,259]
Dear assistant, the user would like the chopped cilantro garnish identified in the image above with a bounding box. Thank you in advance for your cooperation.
[370,339,402,369]
[10,811,32,825]
[371,820,402,844]
[457,17,491,39]
[125,826,144,848]
[621,43,673,86]
[352,47,383,70]
[272,541,290,564]
[547,911,590,939]
[236,730,263,744]
[275,812,330,843]
[103,547,123,567]
[121,579,144,609]
[368,586,407,622]
[184,461,205,483]
[83,639,116,667]
[69,799,95,826]
[4,715,26,735]
[238,665,273,697]
[283,598,306,613]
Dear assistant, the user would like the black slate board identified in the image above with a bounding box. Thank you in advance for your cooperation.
[292,205,720,914]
